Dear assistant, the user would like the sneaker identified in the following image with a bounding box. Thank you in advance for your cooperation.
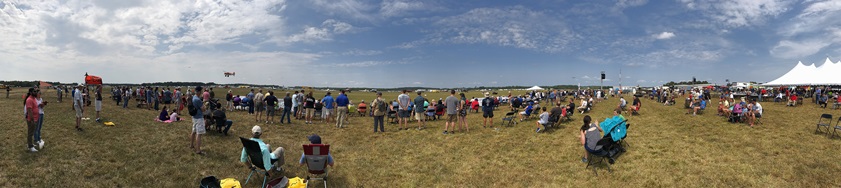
[38,140,44,149]
[29,147,38,152]
[536,128,541,133]
[581,157,588,163]
[95,118,101,122]
[275,167,283,172]
[443,131,448,135]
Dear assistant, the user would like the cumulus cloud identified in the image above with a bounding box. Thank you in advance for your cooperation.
[334,61,407,67]
[285,19,355,43]
[399,6,578,53]
[680,0,794,27]
[769,40,833,59]
[654,32,676,39]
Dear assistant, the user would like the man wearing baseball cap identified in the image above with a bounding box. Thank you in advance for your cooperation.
[299,134,334,167]
[240,125,285,172]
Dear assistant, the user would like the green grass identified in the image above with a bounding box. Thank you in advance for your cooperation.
[2,88,841,187]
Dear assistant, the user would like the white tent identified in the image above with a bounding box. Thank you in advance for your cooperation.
[526,86,544,90]
[764,58,841,86]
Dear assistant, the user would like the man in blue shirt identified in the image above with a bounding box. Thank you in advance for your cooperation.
[335,90,349,128]
[241,125,285,172]
[321,92,335,124]
[413,91,427,130]
[190,86,206,155]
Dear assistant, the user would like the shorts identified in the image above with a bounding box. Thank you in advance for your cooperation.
[95,100,102,111]
[255,103,265,112]
[483,110,494,118]
[267,107,276,116]
[191,118,206,134]
[520,111,528,115]
[398,110,410,118]
[74,106,83,118]
[306,108,315,116]
[415,112,424,120]
[755,113,762,118]
[322,107,332,116]
[459,110,467,117]
[447,114,457,123]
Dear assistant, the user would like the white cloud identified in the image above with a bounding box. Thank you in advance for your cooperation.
[380,0,428,18]
[308,0,376,21]
[400,6,577,53]
[285,19,354,43]
[412,81,422,85]
[342,49,383,56]
[334,61,407,67]
[680,0,794,27]
[769,40,833,59]
[654,32,676,39]
[615,0,648,9]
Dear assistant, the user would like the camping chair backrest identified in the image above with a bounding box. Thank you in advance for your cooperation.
[240,137,269,170]
[303,144,331,174]
[820,114,833,124]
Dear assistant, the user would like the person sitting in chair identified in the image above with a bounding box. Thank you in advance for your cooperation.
[357,100,367,116]
[577,98,588,114]
[518,102,534,121]
[299,134,334,167]
[211,103,232,135]
[819,94,828,108]
[618,96,627,111]
[747,100,762,127]
[787,94,797,106]
[535,107,550,133]
[241,125,285,172]
[630,96,641,116]
[579,115,605,163]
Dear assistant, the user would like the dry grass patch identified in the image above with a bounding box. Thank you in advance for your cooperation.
[1,88,840,187]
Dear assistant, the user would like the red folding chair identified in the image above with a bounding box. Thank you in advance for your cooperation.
[303,144,331,188]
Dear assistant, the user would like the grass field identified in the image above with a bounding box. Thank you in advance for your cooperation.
[2,87,841,187]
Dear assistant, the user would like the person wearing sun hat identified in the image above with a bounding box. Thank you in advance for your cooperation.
[241,125,285,172]
[299,134,334,167]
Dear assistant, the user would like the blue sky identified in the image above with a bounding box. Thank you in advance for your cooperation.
[1,0,840,88]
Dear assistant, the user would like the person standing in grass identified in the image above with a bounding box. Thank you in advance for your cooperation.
[226,90,233,111]
[458,93,469,132]
[482,92,495,128]
[304,92,316,124]
[123,87,130,109]
[73,85,84,132]
[371,92,386,133]
[296,90,305,119]
[24,88,40,152]
[281,92,293,124]
[413,91,426,130]
[264,91,278,124]
[247,89,255,114]
[254,89,265,123]
[190,86,206,155]
[444,90,459,134]
[35,89,48,150]
[397,90,410,130]
[321,92,335,124]
[94,85,103,122]
[335,90,350,128]
[291,91,299,119]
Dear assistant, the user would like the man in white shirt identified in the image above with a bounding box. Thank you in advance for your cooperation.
[73,85,84,131]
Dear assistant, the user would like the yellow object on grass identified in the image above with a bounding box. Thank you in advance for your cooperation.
[220,178,241,188]
[288,177,307,188]
[103,122,115,126]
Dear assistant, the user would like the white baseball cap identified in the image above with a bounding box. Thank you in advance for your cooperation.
[252,125,262,134]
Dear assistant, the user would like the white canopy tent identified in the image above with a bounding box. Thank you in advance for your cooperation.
[764,58,841,86]
[526,86,544,91]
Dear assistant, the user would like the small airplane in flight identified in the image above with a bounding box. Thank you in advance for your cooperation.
[224,71,236,77]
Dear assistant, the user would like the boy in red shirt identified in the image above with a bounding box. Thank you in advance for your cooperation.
[24,88,40,152]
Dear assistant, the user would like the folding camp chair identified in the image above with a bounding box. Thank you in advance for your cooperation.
[387,110,398,124]
[501,110,517,126]
[832,117,841,139]
[586,138,615,176]
[356,106,367,117]
[240,137,278,188]
[816,114,833,135]
[303,144,331,188]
